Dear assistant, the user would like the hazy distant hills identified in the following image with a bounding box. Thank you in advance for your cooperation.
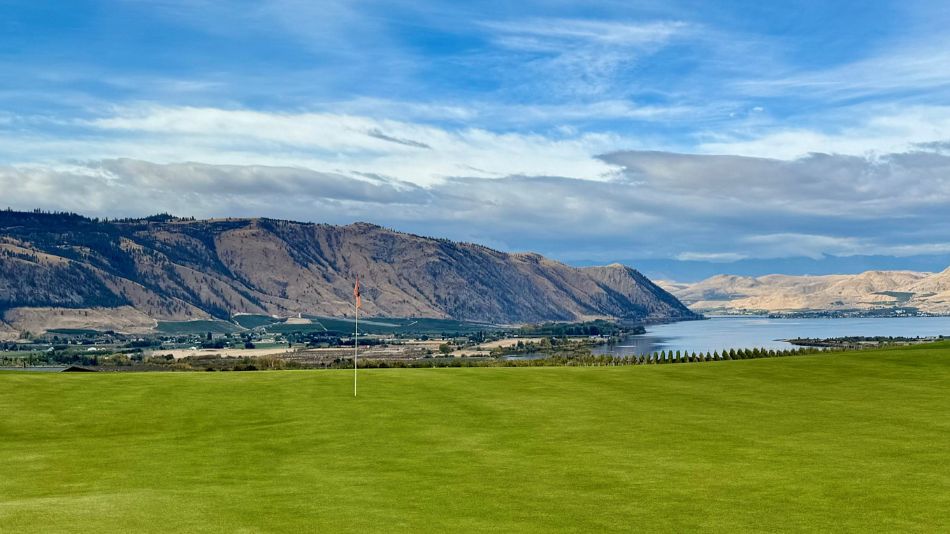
[659,268,950,315]
[0,211,696,335]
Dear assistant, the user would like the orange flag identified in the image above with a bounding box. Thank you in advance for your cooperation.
[353,277,362,309]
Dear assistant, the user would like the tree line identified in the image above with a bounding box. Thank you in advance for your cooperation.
[333,345,836,368]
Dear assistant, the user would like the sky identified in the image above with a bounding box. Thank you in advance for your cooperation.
[3,0,950,280]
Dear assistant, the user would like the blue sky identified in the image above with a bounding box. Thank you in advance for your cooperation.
[3,0,950,279]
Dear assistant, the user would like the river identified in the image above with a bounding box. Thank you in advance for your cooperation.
[591,316,950,356]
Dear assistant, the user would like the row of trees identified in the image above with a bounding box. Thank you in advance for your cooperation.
[328,345,834,368]
[518,320,634,337]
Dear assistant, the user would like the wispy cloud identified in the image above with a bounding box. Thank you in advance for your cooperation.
[478,18,691,98]
[676,252,748,262]
[697,105,950,159]
[365,128,432,149]
[483,19,688,48]
[327,97,701,128]
[734,40,950,103]
[0,106,628,185]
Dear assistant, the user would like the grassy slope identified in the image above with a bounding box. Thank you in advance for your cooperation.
[1,343,949,532]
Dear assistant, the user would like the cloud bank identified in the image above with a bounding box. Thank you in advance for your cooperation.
[5,142,950,264]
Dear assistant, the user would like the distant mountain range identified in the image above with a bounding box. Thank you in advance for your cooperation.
[659,268,950,315]
[0,210,696,335]
[593,255,950,283]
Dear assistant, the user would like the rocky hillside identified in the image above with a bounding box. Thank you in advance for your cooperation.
[0,211,697,333]
[660,268,950,314]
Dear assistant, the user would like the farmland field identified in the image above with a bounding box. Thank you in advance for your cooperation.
[45,328,101,336]
[303,315,500,335]
[156,320,242,335]
[231,314,282,329]
[255,315,502,335]
[1,343,948,532]
[264,322,330,335]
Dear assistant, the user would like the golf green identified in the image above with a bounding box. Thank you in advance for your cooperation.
[2,343,948,532]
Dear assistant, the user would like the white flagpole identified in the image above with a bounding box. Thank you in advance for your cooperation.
[354,303,358,397]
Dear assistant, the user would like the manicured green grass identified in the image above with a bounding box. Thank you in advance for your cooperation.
[1,343,949,532]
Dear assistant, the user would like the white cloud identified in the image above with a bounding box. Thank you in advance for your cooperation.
[483,19,688,48]
[0,105,634,186]
[327,97,702,129]
[738,233,950,260]
[676,252,748,262]
[698,105,950,159]
[735,40,950,103]
[601,148,950,218]
[478,18,691,98]
[740,234,865,260]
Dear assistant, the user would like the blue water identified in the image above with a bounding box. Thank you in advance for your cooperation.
[592,316,950,356]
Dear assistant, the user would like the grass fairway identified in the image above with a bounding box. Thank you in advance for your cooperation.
[2,344,949,532]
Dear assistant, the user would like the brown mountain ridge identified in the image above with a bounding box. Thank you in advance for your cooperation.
[659,268,950,315]
[0,210,697,334]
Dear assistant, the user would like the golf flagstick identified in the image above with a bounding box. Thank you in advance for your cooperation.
[354,277,361,397]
